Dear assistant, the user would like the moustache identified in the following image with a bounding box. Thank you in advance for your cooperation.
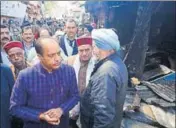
[2,37,10,41]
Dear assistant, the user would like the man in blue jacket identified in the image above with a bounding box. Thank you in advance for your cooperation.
[10,37,79,128]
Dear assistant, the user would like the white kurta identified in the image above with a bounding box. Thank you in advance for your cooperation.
[69,55,95,119]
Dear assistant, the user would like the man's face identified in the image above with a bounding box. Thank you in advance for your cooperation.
[84,28,90,35]
[78,44,92,62]
[78,28,84,37]
[8,47,25,68]
[14,29,19,35]
[38,39,62,71]
[1,28,10,47]
[53,21,57,25]
[92,41,101,61]
[65,22,77,39]
[22,28,34,43]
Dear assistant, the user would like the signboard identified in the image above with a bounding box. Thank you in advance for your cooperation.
[1,1,27,18]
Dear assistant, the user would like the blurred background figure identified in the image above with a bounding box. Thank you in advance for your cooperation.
[27,28,51,64]
[77,26,84,37]
[53,26,65,40]
[1,25,12,66]
[83,24,94,36]
[21,26,35,60]
[1,53,15,128]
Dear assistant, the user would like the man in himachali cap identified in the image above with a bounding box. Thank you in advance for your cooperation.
[3,41,24,53]
[66,36,95,128]
[3,41,31,80]
[76,36,92,47]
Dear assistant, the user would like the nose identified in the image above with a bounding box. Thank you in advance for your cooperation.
[83,51,87,56]
[14,54,19,60]
[54,54,61,62]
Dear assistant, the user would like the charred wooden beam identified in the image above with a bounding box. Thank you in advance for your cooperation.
[124,2,160,78]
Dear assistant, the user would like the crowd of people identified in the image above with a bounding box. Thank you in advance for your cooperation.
[1,18,128,128]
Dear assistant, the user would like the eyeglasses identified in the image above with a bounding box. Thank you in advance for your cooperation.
[8,52,23,59]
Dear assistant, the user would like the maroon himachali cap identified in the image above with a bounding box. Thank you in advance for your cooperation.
[3,41,24,53]
[76,36,92,47]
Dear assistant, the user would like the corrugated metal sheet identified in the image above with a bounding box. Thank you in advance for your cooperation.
[142,73,175,102]
[142,81,175,102]
[136,73,176,107]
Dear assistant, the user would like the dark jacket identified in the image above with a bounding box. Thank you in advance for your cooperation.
[59,35,78,56]
[1,64,15,128]
[80,53,128,128]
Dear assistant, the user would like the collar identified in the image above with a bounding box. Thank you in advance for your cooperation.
[65,34,77,41]
[91,53,118,76]
[23,41,34,48]
[13,61,28,79]
[80,60,89,67]
[37,62,62,75]
[38,62,53,74]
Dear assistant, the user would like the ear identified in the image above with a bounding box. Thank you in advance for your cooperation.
[7,55,12,63]
[64,25,66,31]
[37,54,43,61]
[7,55,10,60]
[21,33,24,38]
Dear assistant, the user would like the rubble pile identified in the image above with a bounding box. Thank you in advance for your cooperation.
[122,71,175,128]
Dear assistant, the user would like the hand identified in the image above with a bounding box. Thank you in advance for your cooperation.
[45,108,63,119]
[39,113,60,125]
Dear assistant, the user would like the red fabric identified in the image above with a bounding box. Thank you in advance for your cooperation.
[3,41,23,53]
[34,33,39,39]
[76,37,92,46]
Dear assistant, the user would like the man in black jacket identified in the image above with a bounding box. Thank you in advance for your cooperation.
[80,29,128,128]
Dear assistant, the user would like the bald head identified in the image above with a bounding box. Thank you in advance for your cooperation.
[35,37,59,56]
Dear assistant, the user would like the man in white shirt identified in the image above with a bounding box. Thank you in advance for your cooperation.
[59,19,78,57]
[21,26,35,59]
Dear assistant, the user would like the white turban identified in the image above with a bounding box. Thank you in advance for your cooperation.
[92,28,120,52]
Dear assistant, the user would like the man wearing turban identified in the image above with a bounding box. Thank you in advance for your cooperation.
[80,29,128,128]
